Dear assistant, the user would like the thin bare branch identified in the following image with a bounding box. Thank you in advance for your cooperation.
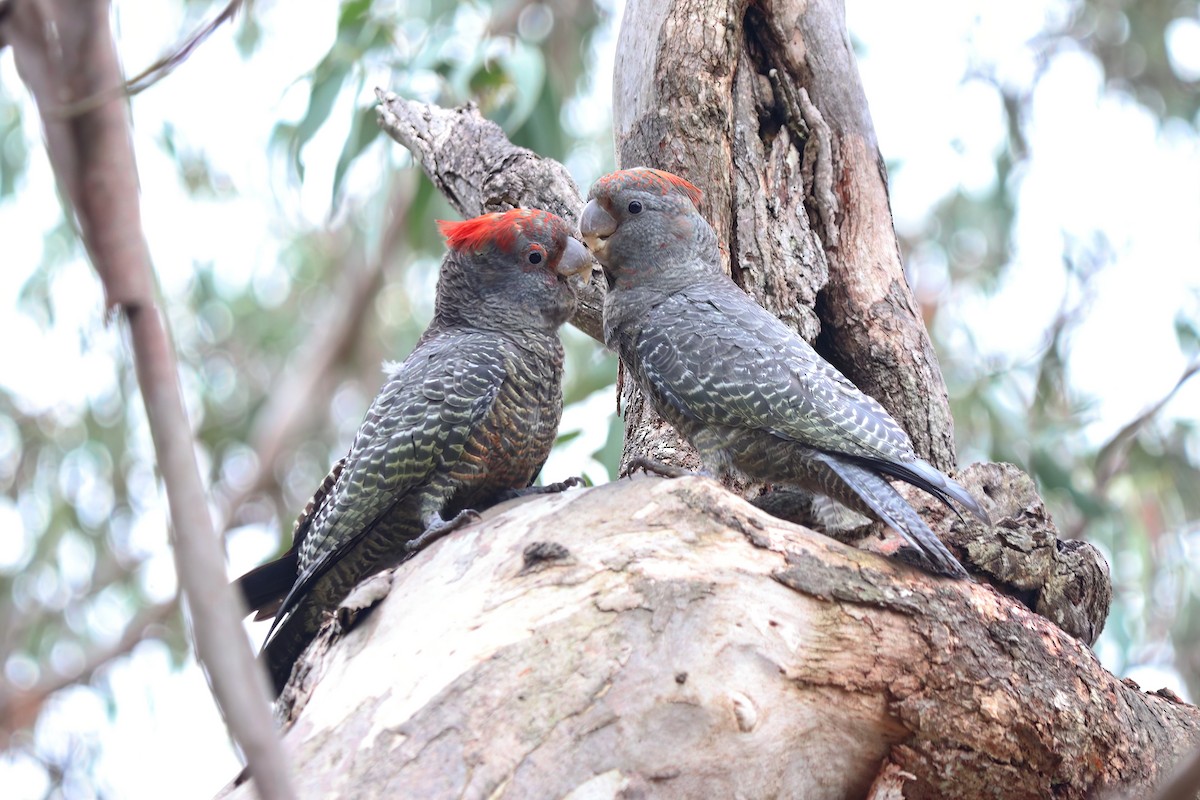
[219,177,416,530]
[124,0,242,96]
[1067,359,1200,540]
[1096,359,1200,487]
[50,0,244,118]
[2,1,293,796]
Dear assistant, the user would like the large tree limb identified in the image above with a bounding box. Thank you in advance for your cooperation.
[1,1,292,796]
[219,479,1200,799]
[367,17,1152,796]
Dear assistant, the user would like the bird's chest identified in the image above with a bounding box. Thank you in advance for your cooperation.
[457,349,563,495]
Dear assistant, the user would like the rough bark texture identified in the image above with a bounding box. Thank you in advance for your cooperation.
[755,462,1112,646]
[366,7,1159,795]
[611,0,957,473]
[374,82,1118,731]
[219,479,1200,800]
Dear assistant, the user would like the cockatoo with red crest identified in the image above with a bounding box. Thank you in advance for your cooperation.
[234,208,591,691]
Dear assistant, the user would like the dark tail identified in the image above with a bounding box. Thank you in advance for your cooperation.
[822,454,969,578]
[862,456,990,525]
[233,551,298,622]
[236,455,347,621]
[259,601,315,694]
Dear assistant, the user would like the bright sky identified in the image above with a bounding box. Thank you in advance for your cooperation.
[1,0,1198,796]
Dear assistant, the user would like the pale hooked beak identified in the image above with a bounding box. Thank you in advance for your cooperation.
[579,199,616,262]
[556,237,593,288]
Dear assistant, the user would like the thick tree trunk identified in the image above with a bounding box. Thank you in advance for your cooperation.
[219,479,1200,799]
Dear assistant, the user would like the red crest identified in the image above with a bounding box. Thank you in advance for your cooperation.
[593,168,703,208]
[438,209,563,253]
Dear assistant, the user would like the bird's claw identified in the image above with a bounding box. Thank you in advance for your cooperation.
[405,508,482,554]
[624,455,704,480]
[543,475,586,493]
[498,476,586,501]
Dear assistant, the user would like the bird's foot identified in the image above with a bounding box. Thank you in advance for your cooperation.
[624,456,713,480]
[497,476,586,501]
[405,509,482,554]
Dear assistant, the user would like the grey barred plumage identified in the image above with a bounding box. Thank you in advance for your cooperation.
[582,168,987,579]
[234,209,591,692]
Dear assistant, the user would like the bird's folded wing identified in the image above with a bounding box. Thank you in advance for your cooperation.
[265,332,508,638]
[636,285,918,464]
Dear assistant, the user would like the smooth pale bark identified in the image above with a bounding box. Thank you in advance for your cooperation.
[372,89,1154,798]
[219,479,1200,800]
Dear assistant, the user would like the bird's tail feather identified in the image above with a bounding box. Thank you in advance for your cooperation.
[862,456,991,525]
[260,601,312,694]
[233,552,298,621]
[822,455,969,578]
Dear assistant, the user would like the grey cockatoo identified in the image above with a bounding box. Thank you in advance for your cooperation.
[234,208,591,691]
[581,167,986,578]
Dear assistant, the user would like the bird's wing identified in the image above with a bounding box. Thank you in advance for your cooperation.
[636,282,916,464]
[268,330,508,631]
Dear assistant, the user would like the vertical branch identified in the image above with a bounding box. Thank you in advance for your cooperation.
[2,1,293,797]
[756,0,959,469]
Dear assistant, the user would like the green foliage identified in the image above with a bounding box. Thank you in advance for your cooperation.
[927,0,1200,696]
[1,0,614,791]
[1059,0,1200,121]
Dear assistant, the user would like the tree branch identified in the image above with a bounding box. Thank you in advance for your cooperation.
[218,479,1200,799]
[1084,358,1200,530]
[373,88,1113,638]
[219,177,415,530]
[2,1,292,796]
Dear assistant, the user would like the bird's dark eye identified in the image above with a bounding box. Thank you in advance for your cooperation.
[628,200,643,214]
[528,251,543,265]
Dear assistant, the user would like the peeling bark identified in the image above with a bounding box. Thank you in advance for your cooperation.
[219,479,1200,800]
[755,462,1112,646]
[361,4,1168,793]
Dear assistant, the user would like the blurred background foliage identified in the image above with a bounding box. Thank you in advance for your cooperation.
[0,0,1197,796]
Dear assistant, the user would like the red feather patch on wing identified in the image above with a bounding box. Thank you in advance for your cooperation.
[594,168,703,208]
[438,209,562,253]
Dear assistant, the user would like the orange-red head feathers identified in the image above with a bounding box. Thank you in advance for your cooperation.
[589,168,703,209]
[437,209,568,254]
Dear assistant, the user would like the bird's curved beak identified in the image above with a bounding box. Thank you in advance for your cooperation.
[556,237,593,289]
[580,199,616,263]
